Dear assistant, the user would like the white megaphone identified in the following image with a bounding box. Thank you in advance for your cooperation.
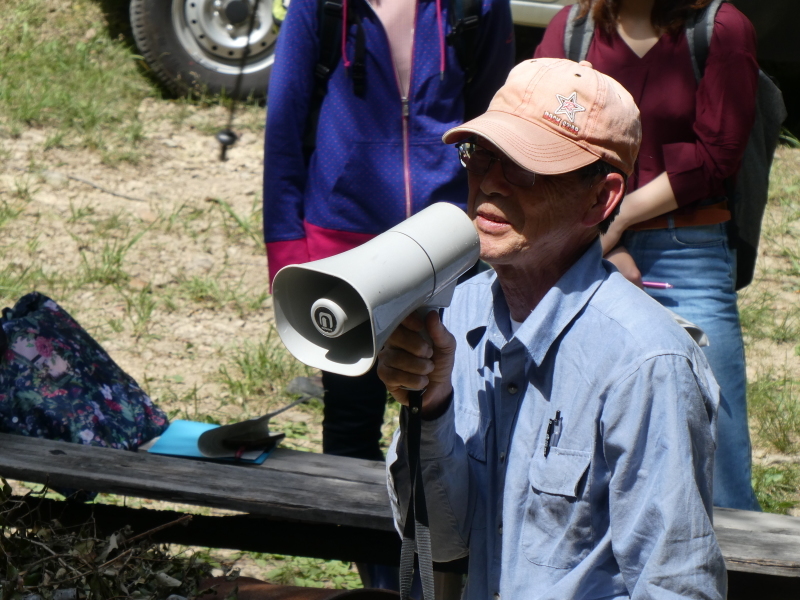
[273,202,480,376]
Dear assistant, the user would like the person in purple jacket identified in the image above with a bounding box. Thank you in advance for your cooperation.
[264,0,512,461]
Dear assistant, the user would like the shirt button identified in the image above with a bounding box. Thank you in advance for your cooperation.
[499,452,506,462]
[498,523,503,535]
[507,383,518,394]
[494,593,501,600]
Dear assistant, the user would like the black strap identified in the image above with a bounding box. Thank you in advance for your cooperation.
[447,0,482,84]
[563,2,594,63]
[302,0,344,163]
[400,390,436,600]
[351,9,367,96]
[686,0,724,81]
[302,0,367,163]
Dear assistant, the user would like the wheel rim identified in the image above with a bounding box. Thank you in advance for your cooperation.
[174,0,277,76]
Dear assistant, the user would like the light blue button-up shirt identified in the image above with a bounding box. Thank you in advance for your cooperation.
[388,241,726,600]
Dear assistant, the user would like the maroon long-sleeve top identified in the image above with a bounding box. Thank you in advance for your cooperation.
[535,3,758,211]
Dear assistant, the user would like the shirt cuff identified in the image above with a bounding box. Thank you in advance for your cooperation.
[267,238,310,289]
[419,397,456,460]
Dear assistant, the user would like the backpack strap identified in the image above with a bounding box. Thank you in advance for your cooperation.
[686,0,724,81]
[564,2,594,63]
[447,0,482,84]
[302,0,365,163]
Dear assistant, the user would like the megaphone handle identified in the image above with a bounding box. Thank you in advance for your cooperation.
[415,307,438,346]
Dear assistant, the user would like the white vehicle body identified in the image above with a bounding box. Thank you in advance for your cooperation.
[511,0,569,28]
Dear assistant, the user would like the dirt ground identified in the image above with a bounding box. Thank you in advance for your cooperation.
[2,100,800,582]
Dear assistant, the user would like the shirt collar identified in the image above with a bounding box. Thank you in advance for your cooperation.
[466,240,608,366]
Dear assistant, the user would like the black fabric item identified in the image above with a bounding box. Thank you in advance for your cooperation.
[302,0,345,163]
[399,391,435,600]
[321,365,388,462]
[688,0,787,289]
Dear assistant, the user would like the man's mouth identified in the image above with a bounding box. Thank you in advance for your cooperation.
[475,208,511,231]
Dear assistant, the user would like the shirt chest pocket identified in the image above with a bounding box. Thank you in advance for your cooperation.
[456,406,489,463]
[522,447,593,569]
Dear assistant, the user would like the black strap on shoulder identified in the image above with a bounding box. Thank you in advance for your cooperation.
[351,9,367,96]
[563,2,594,63]
[686,0,724,81]
[399,390,436,600]
[447,0,482,84]
[302,0,366,163]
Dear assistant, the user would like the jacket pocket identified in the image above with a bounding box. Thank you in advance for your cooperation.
[522,447,593,569]
[322,141,406,233]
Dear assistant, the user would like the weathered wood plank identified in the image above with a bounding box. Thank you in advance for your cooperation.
[0,433,394,532]
[3,433,800,580]
[716,527,800,578]
[715,506,800,536]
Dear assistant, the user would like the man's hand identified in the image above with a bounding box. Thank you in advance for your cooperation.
[605,245,643,287]
[377,310,456,419]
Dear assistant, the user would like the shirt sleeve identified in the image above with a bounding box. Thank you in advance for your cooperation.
[664,4,759,206]
[266,239,310,289]
[463,0,515,120]
[262,0,318,254]
[601,353,726,599]
[387,401,472,562]
[532,5,571,59]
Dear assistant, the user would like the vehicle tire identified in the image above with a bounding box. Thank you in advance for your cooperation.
[130,0,277,99]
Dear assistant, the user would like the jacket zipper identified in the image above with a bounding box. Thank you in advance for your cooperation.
[365,0,417,219]
[402,96,412,218]
[402,1,418,219]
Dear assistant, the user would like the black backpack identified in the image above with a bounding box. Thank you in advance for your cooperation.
[564,0,787,289]
[301,0,483,162]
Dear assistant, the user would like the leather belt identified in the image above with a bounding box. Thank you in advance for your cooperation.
[629,201,730,231]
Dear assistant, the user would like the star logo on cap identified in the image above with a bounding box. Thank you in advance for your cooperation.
[554,92,586,123]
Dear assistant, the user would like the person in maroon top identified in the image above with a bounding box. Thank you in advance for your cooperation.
[535,0,761,511]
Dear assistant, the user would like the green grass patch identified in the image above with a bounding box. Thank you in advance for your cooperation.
[209,197,263,247]
[752,463,800,514]
[76,230,146,286]
[177,273,269,315]
[218,329,313,403]
[0,0,152,157]
[748,374,800,454]
[262,555,361,589]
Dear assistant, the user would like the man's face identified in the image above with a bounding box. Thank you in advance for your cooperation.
[466,138,596,270]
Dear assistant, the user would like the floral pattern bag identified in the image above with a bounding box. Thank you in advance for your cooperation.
[0,292,168,450]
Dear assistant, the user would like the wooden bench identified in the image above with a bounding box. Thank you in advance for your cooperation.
[0,432,798,598]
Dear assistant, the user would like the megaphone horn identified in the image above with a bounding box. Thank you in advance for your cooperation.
[272,202,480,376]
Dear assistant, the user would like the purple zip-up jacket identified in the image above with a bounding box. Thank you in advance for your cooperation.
[263,0,514,285]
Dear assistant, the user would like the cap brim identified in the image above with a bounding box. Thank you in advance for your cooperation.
[443,111,600,175]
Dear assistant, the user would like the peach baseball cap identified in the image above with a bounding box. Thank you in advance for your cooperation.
[443,58,641,176]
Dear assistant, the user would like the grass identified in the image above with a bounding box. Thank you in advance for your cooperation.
[752,463,800,514]
[0,0,151,159]
[741,145,800,510]
[262,555,362,589]
[748,373,800,454]
[218,329,314,404]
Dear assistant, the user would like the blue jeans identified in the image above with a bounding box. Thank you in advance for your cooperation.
[623,222,761,511]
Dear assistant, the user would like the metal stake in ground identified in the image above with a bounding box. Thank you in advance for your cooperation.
[217,0,263,161]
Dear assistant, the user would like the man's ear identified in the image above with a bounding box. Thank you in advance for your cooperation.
[582,173,626,227]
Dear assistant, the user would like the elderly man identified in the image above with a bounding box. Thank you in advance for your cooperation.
[379,58,726,599]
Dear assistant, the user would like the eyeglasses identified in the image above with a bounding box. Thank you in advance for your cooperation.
[456,142,537,187]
